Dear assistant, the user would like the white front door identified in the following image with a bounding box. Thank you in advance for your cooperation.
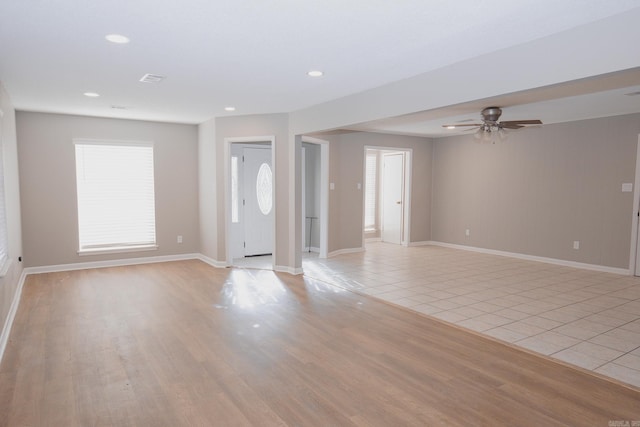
[381,153,404,245]
[243,147,273,256]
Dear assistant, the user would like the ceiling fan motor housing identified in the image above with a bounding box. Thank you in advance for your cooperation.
[481,107,502,123]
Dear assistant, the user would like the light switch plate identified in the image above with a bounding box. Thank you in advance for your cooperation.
[622,183,633,192]
[330,183,335,190]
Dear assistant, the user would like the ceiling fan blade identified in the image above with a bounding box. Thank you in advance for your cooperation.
[441,123,482,128]
[501,123,524,129]
[500,120,542,125]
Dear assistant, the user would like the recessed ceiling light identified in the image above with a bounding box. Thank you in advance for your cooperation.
[105,34,130,44]
[224,106,236,112]
[307,70,324,77]
[446,125,456,129]
[83,92,100,97]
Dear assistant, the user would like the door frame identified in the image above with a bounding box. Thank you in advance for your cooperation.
[301,136,329,259]
[224,136,276,269]
[362,146,412,247]
[629,134,640,275]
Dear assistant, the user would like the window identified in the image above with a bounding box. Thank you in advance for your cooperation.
[256,163,272,215]
[364,151,377,230]
[231,156,239,223]
[74,140,157,254]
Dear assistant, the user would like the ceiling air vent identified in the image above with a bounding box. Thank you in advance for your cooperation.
[139,73,166,83]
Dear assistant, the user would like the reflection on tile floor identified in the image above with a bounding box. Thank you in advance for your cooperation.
[300,243,640,389]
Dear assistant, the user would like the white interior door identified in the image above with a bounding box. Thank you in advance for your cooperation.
[243,147,273,256]
[382,153,404,244]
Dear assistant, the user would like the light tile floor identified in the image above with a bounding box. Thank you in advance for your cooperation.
[298,243,640,389]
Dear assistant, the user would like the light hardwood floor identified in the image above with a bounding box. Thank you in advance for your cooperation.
[1,260,639,426]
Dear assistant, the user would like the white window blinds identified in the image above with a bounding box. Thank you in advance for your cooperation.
[75,141,156,252]
[364,152,377,229]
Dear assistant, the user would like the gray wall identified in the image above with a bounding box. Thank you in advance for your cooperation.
[0,82,23,340]
[14,109,638,272]
[432,113,640,269]
[198,118,217,260]
[327,132,433,253]
[16,112,199,267]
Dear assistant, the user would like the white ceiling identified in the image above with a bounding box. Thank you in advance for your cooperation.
[1,0,640,132]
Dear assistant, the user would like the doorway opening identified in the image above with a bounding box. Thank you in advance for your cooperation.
[363,147,412,247]
[225,137,275,270]
[301,136,329,259]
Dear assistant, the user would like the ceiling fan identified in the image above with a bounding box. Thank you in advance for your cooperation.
[442,107,542,141]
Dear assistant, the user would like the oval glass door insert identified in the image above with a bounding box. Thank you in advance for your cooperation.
[256,163,273,215]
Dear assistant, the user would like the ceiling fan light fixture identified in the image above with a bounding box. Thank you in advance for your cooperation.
[472,123,507,143]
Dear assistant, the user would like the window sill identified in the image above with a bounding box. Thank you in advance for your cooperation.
[78,245,159,257]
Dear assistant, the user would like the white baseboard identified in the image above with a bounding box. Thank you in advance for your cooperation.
[24,253,201,275]
[408,241,431,247]
[302,246,320,253]
[196,254,228,268]
[23,252,307,277]
[328,247,365,258]
[0,268,27,365]
[426,241,630,275]
[274,265,304,275]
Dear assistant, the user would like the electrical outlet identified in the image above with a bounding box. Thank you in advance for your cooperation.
[573,240,579,250]
[465,229,470,237]
[177,235,183,244]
